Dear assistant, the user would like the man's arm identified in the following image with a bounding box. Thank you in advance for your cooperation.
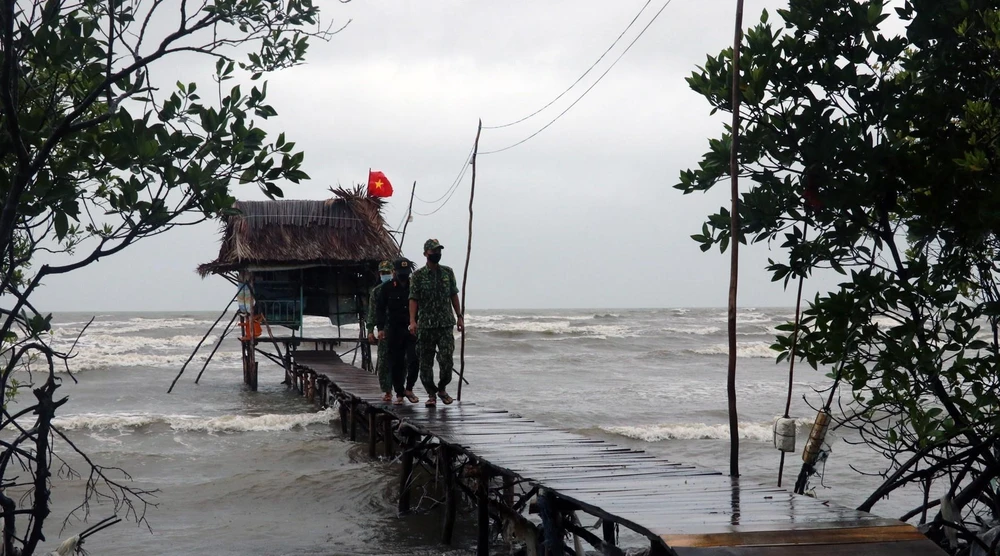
[452,294,464,332]
[408,299,418,333]
[448,268,463,331]
[408,273,420,333]
[376,284,389,333]
[366,286,378,342]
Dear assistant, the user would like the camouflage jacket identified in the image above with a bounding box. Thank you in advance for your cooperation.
[409,265,459,328]
[366,282,386,334]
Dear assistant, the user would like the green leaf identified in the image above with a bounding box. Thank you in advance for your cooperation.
[54,212,68,240]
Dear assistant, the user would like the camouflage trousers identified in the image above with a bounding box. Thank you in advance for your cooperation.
[375,338,391,393]
[417,326,454,396]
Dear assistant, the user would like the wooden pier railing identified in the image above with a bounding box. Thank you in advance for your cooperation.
[282,349,945,556]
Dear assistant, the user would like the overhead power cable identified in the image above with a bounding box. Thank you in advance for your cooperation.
[413,160,470,217]
[483,0,654,130]
[415,143,475,205]
[480,0,675,156]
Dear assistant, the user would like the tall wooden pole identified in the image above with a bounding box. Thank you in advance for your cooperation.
[399,181,417,251]
[457,120,483,402]
[727,0,745,478]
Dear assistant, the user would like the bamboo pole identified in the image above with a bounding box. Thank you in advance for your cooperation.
[194,310,239,384]
[726,0,746,478]
[399,181,417,251]
[457,120,483,402]
[167,292,237,393]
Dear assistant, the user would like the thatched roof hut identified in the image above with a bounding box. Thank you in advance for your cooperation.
[198,187,399,277]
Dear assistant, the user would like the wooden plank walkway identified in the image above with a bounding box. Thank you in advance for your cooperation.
[287,350,945,556]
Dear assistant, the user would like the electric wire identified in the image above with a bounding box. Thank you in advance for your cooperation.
[415,143,475,204]
[413,160,470,216]
[479,0,675,156]
[482,0,653,130]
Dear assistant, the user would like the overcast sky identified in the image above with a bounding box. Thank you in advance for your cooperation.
[33,0,847,312]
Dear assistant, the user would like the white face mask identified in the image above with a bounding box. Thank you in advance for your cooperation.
[380,274,392,283]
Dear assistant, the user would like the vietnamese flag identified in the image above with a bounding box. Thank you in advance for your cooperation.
[367,170,393,198]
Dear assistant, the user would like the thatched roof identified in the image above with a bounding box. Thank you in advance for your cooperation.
[198,187,399,276]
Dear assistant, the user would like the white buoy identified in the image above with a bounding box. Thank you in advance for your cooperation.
[773,417,797,453]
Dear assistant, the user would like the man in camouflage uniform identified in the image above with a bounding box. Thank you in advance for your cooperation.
[367,260,394,401]
[408,239,464,406]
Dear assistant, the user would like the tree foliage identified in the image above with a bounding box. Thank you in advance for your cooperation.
[678,0,1000,552]
[0,0,342,553]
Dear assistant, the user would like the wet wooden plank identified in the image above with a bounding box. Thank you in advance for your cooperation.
[660,524,928,547]
[672,540,944,555]
[287,350,939,555]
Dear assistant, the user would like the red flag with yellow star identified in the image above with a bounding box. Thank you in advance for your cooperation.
[367,170,393,198]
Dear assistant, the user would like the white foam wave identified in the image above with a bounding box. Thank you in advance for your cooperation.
[39,332,244,371]
[602,418,813,443]
[53,317,219,335]
[54,409,337,433]
[692,341,777,358]
[51,333,217,350]
[475,320,636,339]
[661,325,722,335]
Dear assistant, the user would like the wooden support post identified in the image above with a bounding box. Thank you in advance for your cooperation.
[441,446,457,545]
[603,519,616,548]
[367,410,378,458]
[382,415,394,459]
[240,337,248,385]
[349,397,358,441]
[398,428,416,514]
[307,372,316,403]
[503,474,515,507]
[649,539,672,556]
[338,399,348,434]
[251,360,258,391]
[477,464,492,556]
[538,490,565,556]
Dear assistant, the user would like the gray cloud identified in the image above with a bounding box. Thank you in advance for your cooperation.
[34,0,847,312]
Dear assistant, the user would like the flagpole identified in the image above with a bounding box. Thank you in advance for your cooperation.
[399,181,417,252]
[457,120,482,402]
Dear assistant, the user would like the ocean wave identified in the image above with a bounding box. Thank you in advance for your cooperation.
[473,320,636,339]
[17,350,244,373]
[53,409,337,433]
[661,325,723,335]
[53,317,220,335]
[601,418,814,443]
[51,333,218,351]
[691,341,777,358]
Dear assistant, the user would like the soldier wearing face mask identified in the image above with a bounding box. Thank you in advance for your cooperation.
[366,260,394,402]
[408,239,464,406]
[376,258,420,405]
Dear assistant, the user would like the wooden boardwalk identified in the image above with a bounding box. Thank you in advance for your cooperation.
[284,349,945,556]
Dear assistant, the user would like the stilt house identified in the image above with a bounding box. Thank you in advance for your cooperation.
[198,187,399,379]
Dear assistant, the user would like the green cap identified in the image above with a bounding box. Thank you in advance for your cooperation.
[378,260,393,273]
[393,258,412,271]
[423,238,443,252]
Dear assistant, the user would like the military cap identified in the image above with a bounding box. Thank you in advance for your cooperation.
[378,260,393,272]
[423,238,444,252]
[393,258,412,271]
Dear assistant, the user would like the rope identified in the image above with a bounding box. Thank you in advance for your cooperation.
[777,224,808,487]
